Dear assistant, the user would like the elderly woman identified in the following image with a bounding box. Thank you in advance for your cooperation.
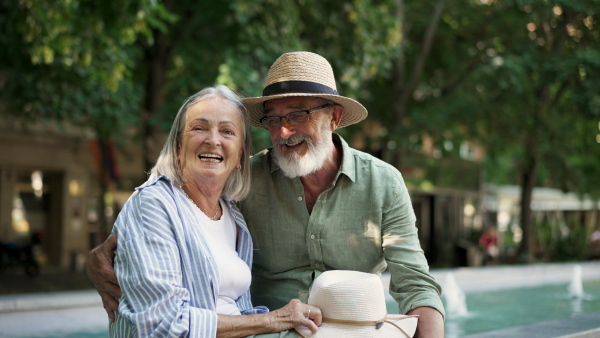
[109,86,319,337]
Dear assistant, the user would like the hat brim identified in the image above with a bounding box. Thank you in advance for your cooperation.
[295,315,418,338]
[243,93,368,130]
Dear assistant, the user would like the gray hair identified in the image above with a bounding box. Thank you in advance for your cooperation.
[150,85,252,201]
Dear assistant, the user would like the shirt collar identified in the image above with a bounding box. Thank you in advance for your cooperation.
[136,174,171,190]
[335,133,356,183]
[266,133,356,183]
[136,174,236,210]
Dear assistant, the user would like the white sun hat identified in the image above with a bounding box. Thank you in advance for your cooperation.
[295,270,418,338]
[243,51,368,129]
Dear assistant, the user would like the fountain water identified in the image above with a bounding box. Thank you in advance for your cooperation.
[443,272,468,317]
[568,264,583,299]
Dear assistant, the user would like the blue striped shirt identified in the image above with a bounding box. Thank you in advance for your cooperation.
[109,175,268,337]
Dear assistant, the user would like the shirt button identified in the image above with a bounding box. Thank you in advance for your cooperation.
[310,234,315,240]
[298,196,303,201]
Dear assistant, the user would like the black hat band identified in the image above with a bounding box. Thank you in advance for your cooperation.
[263,80,339,97]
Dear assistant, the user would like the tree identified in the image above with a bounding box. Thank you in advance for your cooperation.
[448,0,600,262]
[1,0,406,167]
[0,0,158,139]
[0,0,178,243]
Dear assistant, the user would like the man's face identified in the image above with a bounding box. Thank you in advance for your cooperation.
[263,97,335,178]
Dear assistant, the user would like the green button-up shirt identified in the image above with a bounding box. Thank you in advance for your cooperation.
[237,134,444,318]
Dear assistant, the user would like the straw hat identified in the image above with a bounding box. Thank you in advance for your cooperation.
[243,51,368,129]
[295,270,418,338]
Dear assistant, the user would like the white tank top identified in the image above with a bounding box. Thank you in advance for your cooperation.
[193,199,252,315]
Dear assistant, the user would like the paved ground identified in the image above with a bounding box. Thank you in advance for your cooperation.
[0,269,106,337]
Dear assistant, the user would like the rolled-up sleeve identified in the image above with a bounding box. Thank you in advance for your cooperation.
[382,183,446,319]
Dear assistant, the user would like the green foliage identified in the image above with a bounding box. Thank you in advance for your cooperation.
[0,0,156,139]
[2,0,599,205]
[8,0,153,88]
[225,0,400,99]
[535,219,590,261]
[429,0,600,196]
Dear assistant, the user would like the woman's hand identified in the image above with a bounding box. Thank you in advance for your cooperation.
[217,299,321,338]
[266,299,322,334]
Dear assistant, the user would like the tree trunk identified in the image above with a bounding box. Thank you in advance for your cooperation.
[518,137,538,263]
[141,0,176,174]
[141,29,173,174]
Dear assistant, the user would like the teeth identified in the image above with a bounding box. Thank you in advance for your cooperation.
[199,154,223,162]
[286,141,302,146]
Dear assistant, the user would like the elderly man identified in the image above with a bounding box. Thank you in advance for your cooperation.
[88,51,445,337]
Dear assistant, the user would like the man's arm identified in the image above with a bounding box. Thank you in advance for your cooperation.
[86,234,121,322]
[382,175,445,337]
[408,306,444,338]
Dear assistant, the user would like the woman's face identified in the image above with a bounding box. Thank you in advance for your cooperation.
[178,96,244,186]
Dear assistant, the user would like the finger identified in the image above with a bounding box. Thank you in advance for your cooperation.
[100,291,119,313]
[311,309,322,326]
[303,319,319,334]
[306,307,322,326]
[102,280,122,298]
[100,236,119,286]
[104,233,118,254]
[102,272,121,290]
[103,302,116,323]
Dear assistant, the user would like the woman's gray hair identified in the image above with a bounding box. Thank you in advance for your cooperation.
[150,85,252,201]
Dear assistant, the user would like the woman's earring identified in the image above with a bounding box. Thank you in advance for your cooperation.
[236,164,241,170]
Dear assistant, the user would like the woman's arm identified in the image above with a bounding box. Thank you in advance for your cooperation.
[113,186,220,337]
[116,182,323,337]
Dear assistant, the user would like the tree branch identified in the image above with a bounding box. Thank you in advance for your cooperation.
[393,0,446,127]
[402,0,447,102]
[549,78,571,109]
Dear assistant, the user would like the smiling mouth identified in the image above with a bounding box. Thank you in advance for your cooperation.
[199,154,223,162]
[284,140,304,147]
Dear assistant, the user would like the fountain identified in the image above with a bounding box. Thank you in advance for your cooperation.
[442,272,468,317]
[568,264,583,299]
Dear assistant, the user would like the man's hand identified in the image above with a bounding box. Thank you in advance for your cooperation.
[86,234,121,322]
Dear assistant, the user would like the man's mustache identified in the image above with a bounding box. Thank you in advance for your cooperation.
[275,134,310,147]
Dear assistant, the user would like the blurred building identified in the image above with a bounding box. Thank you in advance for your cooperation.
[483,185,600,260]
[400,141,486,268]
[2,120,486,272]
[351,125,487,268]
[7,119,596,273]
[0,121,145,272]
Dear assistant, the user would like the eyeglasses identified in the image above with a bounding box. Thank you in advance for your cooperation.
[259,104,333,130]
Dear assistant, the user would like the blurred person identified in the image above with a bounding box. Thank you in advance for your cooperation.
[107,85,320,337]
[89,52,445,337]
[479,225,499,265]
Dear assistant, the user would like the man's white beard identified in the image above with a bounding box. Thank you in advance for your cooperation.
[273,128,330,178]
